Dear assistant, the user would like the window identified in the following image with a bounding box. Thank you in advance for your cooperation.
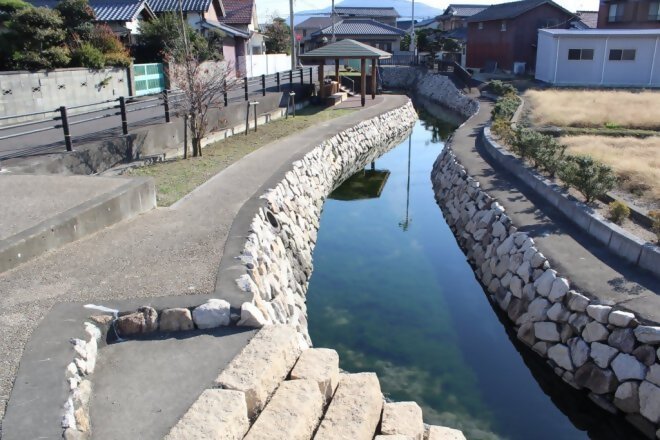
[478,22,483,30]
[609,49,636,61]
[501,20,507,31]
[608,3,624,22]
[568,49,594,60]
[649,2,660,21]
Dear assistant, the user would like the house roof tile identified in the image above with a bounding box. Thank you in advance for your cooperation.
[297,17,334,29]
[300,38,392,60]
[443,4,488,18]
[312,19,406,37]
[26,0,150,21]
[217,0,253,24]
[334,7,400,18]
[148,0,211,13]
[468,0,574,23]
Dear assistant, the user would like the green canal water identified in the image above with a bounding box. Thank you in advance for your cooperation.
[306,107,643,440]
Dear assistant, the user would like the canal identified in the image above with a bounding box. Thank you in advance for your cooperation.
[306,106,643,440]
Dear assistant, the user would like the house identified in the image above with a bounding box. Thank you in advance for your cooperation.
[574,10,598,28]
[308,18,406,53]
[437,4,487,31]
[466,0,576,73]
[535,28,660,87]
[148,0,224,31]
[25,0,155,42]
[297,17,333,54]
[334,7,400,27]
[597,0,660,29]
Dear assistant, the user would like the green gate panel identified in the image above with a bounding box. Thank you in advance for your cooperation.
[133,63,165,96]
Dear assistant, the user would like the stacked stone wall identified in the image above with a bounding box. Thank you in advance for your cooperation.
[234,101,419,343]
[432,147,660,438]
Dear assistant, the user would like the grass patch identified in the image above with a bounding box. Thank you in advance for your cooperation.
[524,89,660,130]
[560,135,660,204]
[129,105,356,206]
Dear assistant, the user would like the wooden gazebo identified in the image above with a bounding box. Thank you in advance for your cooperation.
[300,39,392,107]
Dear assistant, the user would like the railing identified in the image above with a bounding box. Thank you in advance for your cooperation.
[0,67,318,160]
[436,59,472,87]
[379,54,421,66]
[339,75,355,94]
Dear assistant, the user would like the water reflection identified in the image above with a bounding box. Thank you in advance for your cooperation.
[306,108,646,440]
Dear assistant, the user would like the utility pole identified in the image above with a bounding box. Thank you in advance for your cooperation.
[289,0,296,69]
[331,0,336,42]
[409,0,416,54]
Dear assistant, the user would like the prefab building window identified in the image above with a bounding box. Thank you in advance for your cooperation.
[568,49,594,60]
[608,3,624,22]
[609,49,636,61]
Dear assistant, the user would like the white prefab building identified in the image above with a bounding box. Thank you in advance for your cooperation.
[536,29,660,88]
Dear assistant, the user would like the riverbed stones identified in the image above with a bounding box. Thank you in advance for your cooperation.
[314,373,383,440]
[193,299,231,329]
[427,425,467,440]
[159,308,194,332]
[640,381,660,423]
[290,348,340,402]
[590,342,619,368]
[583,321,609,343]
[165,389,249,440]
[586,305,612,324]
[574,362,618,394]
[380,402,424,440]
[215,325,302,418]
[612,353,648,381]
[244,379,324,440]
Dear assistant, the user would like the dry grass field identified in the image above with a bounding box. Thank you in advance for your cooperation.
[560,135,660,204]
[525,90,660,130]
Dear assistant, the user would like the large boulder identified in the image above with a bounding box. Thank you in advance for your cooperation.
[574,362,618,394]
[193,299,231,329]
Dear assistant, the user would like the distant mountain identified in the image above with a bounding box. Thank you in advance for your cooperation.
[295,0,444,24]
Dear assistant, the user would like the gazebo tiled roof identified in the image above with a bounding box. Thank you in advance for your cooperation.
[312,19,406,37]
[300,39,392,60]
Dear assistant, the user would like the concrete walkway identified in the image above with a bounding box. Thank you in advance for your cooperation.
[449,95,660,323]
[0,94,408,436]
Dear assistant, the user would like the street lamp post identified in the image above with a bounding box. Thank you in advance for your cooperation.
[409,0,416,55]
[290,0,296,69]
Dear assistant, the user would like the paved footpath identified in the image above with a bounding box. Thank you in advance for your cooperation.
[0,94,407,436]
[449,95,659,323]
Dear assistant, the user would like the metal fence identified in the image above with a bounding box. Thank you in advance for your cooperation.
[0,67,317,160]
[134,63,166,96]
[379,54,421,66]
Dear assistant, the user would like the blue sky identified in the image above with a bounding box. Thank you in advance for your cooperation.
[256,0,601,21]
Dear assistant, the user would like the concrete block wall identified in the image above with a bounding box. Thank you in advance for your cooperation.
[0,67,130,123]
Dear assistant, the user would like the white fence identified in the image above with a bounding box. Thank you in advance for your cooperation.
[242,54,292,78]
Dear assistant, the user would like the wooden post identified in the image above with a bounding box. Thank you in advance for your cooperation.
[335,58,340,86]
[371,58,377,100]
[360,58,366,107]
[318,60,325,100]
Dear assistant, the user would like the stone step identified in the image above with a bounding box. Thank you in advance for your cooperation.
[164,389,249,440]
[380,401,424,439]
[313,372,384,440]
[214,325,302,418]
[426,425,467,440]
[290,348,340,401]
[244,379,324,440]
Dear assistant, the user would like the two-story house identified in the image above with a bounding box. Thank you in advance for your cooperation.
[597,0,660,28]
[437,4,487,31]
[334,7,399,27]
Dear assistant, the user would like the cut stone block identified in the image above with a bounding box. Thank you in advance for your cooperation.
[215,325,302,418]
[427,425,467,440]
[244,379,323,440]
[290,348,340,401]
[380,401,424,440]
[314,373,383,440]
[165,389,248,440]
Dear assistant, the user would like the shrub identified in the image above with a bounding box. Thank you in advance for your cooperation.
[488,80,516,96]
[71,42,104,69]
[533,136,567,177]
[491,118,515,145]
[103,51,131,67]
[559,155,617,203]
[512,127,544,162]
[649,210,660,243]
[491,95,520,121]
[608,201,630,225]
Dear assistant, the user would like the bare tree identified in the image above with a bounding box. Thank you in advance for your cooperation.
[167,57,238,157]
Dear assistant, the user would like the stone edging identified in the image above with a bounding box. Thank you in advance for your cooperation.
[432,147,660,438]
[229,101,420,342]
[482,126,660,277]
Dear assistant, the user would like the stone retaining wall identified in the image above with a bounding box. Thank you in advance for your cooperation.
[233,101,419,343]
[380,66,478,119]
[432,147,660,438]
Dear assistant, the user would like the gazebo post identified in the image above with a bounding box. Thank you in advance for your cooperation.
[318,60,325,100]
[335,58,340,86]
[360,57,366,107]
[371,57,377,100]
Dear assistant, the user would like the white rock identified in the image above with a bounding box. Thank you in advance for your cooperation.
[427,425,467,440]
[589,342,618,368]
[496,235,515,257]
[639,381,660,424]
[567,291,590,312]
[380,402,424,440]
[614,381,640,413]
[611,353,648,381]
[534,269,556,297]
[516,261,532,283]
[586,305,612,324]
[193,299,231,329]
[548,278,570,302]
[548,344,573,371]
[647,364,660,387]
[635,326,660,344]
[608,310,636,327]
[534,322,560,342]
[568,337,590,368]
[509,276,523,298]
[237,302,269,328]
[547,303,570,322]
[582,321,609,343]
[530,252,547,268]
[527,298,550,322]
